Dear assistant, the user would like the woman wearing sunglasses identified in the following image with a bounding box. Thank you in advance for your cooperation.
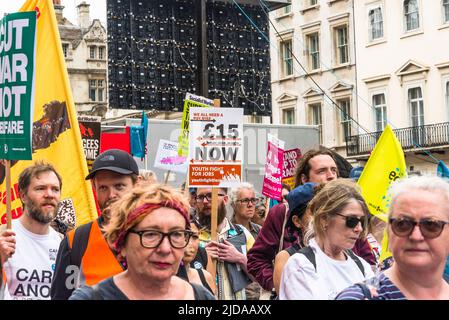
[69,184,215,300]
[337,175,449,300]
[279,179,375,300]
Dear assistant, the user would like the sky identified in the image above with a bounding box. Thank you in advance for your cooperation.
[0,0,106,25]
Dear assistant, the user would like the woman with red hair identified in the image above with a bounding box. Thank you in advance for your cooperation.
[69,184,215,300]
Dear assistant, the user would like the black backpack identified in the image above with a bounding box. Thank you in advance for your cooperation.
[291,245,366,277]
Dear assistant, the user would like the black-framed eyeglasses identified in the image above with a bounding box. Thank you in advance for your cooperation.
[195,193,226,202]
[389,217,449,239]
[129,229,193,249]
[237,198,259,205]
[334,213,366,229]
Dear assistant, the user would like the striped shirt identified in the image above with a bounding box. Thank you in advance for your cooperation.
[335,273,406,300]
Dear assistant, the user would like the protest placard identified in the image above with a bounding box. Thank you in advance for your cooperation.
[262,134,285,201]
[188,107,243,188]
[78,116,101,171]
[282,148,302,190]
[177,93,213,157]
[154,139,188,174]
[0,12,37,160]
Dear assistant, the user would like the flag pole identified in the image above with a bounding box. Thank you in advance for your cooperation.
[5,160,12,229]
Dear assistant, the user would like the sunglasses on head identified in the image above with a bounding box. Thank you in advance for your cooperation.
[389,217,449,239]
[334,213,366,229]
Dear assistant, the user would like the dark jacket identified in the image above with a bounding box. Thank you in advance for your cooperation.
[247,204,296,291]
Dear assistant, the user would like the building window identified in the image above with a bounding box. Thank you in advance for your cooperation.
[334,25,349,64]
[444,0,449,23]
[339,99,351,140]
[89,79,105,102]
[404,0,420,31]
[408,87,424,126]
[408,86,424,144]
[89,46,96,59]
[310,0,318,5]
[283,0,291,14]
[445,81,449,117]
[369,7,384,41]
[62,43,69,58]
[307,33,320,70]
[281,39,293,77]
[373,93,387,132]
[98,46,105,60]
[309,103,322,143]
[282,108,295,124]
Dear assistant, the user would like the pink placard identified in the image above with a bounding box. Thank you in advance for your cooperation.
[262,135,285,201]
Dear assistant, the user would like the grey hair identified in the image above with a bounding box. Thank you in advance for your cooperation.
[388,175,449,219]
[230,182,255,204]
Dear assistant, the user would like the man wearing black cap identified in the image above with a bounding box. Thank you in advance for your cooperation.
[50,149,140,300]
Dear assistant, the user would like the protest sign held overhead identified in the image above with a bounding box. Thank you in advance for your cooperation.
[78,115,101,171]
[154,139,188,174]
[262,134,285,201]
[0,12,37,160]
[188,107,243,188]
[0,0,97,227]
[282,148,302,190]
[178,93,213,158]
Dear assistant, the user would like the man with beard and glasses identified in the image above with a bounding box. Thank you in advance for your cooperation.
[0,162,63,299]
[195,187,255,300]
[51,149,140,300]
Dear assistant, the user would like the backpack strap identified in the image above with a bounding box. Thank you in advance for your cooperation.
[285,242,301,257]
[190,283,208,300]
[278,204,289,254]
[345,249,365,277]
[91,283,104,300]
[69,221,94,268]
[298,246,316,271]
[197,268,214,294]
[355,283,372,300]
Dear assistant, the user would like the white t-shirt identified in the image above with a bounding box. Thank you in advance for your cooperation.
[3,219,62,300]
[279,238,374,300]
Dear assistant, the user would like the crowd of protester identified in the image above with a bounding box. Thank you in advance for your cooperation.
[1,147,448,300]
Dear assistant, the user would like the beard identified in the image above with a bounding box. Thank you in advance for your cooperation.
[199,203,227,230]
[27,199,59,224]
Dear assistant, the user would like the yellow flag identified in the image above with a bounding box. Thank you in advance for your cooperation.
[0,0,97,227]
[357,125,407,262]
[358,125,407,222]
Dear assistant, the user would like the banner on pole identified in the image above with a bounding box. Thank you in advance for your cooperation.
[178,93,213,158]
[0,0,98,227]
[0,12,37,160]
[154,139,188,174]
[262,134,285,201]
[188,107,243,188]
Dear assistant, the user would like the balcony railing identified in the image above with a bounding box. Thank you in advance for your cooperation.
[346,122,449,156]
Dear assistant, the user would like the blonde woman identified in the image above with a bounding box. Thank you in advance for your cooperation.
[279,179,374,300]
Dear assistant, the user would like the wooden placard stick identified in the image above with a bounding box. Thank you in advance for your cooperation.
[164,170,171,184]
[5,160,11,229]
[209,98,221,279]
